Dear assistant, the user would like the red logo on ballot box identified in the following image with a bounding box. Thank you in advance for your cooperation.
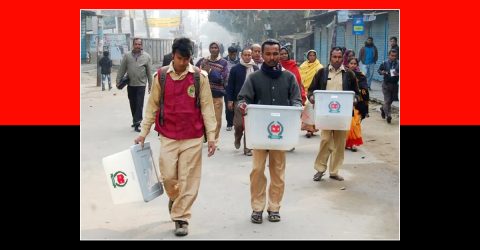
[328,101,341,113]
[267,121,284,139]
[111,171,128,188]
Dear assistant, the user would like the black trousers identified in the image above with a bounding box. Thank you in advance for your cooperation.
[224,95,234,127]
[127,85,146,126]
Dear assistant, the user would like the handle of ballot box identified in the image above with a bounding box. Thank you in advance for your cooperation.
[148,147,163,186]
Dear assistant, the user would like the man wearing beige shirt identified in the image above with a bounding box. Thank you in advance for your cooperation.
[307,47,360,182]
[134,38,217,236]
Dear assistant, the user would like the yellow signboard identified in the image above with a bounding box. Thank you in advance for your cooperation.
[147,17,180,27]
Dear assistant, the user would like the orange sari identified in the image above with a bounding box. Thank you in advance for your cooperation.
[346,108,363,148]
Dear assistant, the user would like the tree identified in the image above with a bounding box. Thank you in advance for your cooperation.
[209,10,307,43]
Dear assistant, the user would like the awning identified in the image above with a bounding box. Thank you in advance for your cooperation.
[279,31,313,40]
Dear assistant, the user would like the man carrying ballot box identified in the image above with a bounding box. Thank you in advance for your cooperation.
[134,38,217,237]
[237,39,302,224]
[307,47,360,182]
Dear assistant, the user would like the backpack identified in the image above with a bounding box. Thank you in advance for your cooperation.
[157,66,202,126]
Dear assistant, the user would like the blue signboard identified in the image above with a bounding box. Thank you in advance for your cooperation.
[353,16,364,35]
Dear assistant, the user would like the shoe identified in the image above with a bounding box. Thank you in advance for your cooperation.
[168,199,174,214]
[267,211,281,222]
[109,86,112,90]
[134,126,141,132]
[244,149,252,156]
[350,147,357,152]
[251,211,263,224]
[226,126,232,131]
[305,132,312,138]
[313,171,325,181]
[387,116,392,124]
[329,175,344,181]
[288,147,295,152]
[174,221,189,236]
[102,88,105,91]
[234,138,241,149]
[380,107,386,119]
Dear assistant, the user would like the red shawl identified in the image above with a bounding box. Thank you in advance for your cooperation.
[281,59,306,104]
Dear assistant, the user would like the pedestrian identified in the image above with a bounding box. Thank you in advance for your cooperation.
[195,42,229,146]
[345,57,368,152]
[378,49,399,124]
[237,39,302,224]
[98,50,112,91]
[251,43,264,68]
[116,38,153,132]
[134,37,217,236]
[226,47,259,156]
[223,46,240,132]
[390,36,399,60]
[359,37,378,90]
[299,50,323,138]
[279,47,306,104]
[308,47,360,182]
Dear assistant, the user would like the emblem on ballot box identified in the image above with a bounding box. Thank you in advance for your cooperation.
[111,171,128,188]
[267,121,284,139]
[328,101,341,113]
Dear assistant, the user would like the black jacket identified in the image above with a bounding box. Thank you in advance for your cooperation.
[226,63,259,102]
[98,56,112,74]
[307,65,360,102]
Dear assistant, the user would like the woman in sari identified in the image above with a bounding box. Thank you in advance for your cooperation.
[345,57,369,151]
[279,47,306,104]
[299,50,323,138]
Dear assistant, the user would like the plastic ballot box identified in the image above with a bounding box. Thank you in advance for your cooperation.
[313,90,355,130]
[102,142,163,204]
[244,104,303,150]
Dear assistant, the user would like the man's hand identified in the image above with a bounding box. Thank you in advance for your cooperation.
[361,89,367,95]
[134,136,146,149]
[309,95,315,104]
[227,101,234,111]
[238,102,247,115]
[207,141,216,157]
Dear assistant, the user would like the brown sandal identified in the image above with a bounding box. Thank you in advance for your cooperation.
[329,175,344,181]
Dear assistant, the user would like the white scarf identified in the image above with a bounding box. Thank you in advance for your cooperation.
[240,58,256,77]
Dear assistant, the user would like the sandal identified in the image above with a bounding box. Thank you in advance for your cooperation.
[313,171,325,181]
[329,175,344,181]
[251,211,263,224]
[267,211,281,222]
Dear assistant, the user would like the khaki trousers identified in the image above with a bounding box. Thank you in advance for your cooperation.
[250,150,286,212]
[213,97,223,143]
[314,130,348,176]
[159,135,203,222]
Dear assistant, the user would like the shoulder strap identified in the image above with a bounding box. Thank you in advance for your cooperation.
[158,66,169,126]
[193,66,201,108]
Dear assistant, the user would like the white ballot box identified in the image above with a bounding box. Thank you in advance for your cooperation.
[244,104,303,150]
[102,142,163,204]
[314,90,355,131]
